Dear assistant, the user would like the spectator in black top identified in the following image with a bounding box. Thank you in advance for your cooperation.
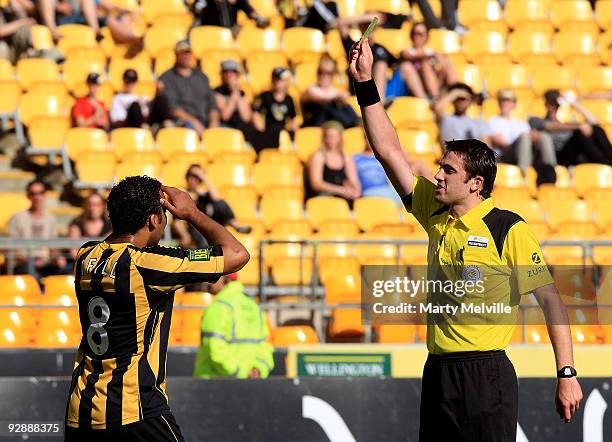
[193,0,269,33]
[301,55,359,128]
[296,0,338,33]
[159,39,220,136]
[305,120,360,205]
[251,67,298,151]
[528,90,612,166]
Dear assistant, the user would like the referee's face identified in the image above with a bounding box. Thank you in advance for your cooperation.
[434,152,480,204]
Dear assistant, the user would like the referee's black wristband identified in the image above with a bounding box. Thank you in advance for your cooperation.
[354,79,380,107]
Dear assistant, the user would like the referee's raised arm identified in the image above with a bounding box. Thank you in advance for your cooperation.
[349,39,414,199]
[160,185,250,274]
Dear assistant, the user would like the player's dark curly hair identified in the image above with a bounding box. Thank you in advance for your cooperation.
[107,176,162,234]
[444,139,497,199]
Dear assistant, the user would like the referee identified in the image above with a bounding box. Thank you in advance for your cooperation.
[64,176,249,441]
[349,41,583,441]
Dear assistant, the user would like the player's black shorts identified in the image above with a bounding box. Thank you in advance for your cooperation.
[419,350,518,442]
[65,413,184,442]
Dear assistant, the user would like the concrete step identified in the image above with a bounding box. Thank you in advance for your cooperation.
[0,170,35,192]
[0,155,12,172]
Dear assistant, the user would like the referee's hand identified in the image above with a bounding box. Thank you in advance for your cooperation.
[160,185,198,221]
[555,377,583,423]
[349,38,373,82]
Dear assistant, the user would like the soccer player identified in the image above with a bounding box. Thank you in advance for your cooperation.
[64,176,249,441]
[349,40,583,441]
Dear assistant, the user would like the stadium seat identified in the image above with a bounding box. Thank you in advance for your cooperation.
[551,0,599,35]
[354,233,402,264]
[190,26,235,56]
[396,129,436,159]
[202,128,248,158]
[156,127,202,160]
[537,185,577,207]
[236,27,280,57]
[42,275,76,306]
[482,64,530,99]
[458,0,506,33]
[56,24,97,55]
[0,275,43,306]
[0,80,20,120]
[263,234,312,268]
[377,324,418,343]
[554,32,600,66]
[258,149,300,166]
[573,164,612,198]
[151,10,193,32]
[295,127,323,162]
[16,58,60,91]
[31,24,54,50]
[318,256,360,285]
[293,62,320,93]
[270,325,319,346]
[62,58,106,93]
[592,200,612,229]
[354,197,401,232]
[176,291,214,308]
[36,308,81,348]
[282,27,326,63]
[246,57,285,94]
[108,57,154,92]
[529,65,575,97]
[596,1,612,29]
[543,199,591,229]
[570,324,606,344]
[65,128,109,159]
[495,164,527,189]
[115,158,161,181]
[271,220,313,236]
[574,66,612,95]
[373,28,409,58]
[553,221,602,240]
[325,273,364,338]
[111,128,156,158]
[252,162,302,195]
[508,31,555,66]
[170,308,202,346]
[144,25,187,58]
[0,309,38,347]
[264,185,305,202]
[505,0,554,34]
[214,151,256,168]
[271,257,314,285]
[387,97,435,132]
[260,197,305,230]
[199,49,242,87]
[154,48,176,76]
[306,196,352,230]
[0,59,13,80]
[19,92,70,127]
[427,28,461,56]
[543,245,585,266]
[462,31,510,65]
[75,151,115,185]
[317,219,360,237]
[141,0,187,23]
[206,162,251,189]
[27,116,70,150]
[580,100,612,125]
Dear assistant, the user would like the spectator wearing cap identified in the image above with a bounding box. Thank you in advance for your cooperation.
[528,90,612,166]
[159,39,219,136]
[193,272,274,379]
[110,68,150,128]
[71,72,110,130]
[251,67,298,151]
[214,59,257,143]
[305,120,361,205]
[433,82,489,145]
[489,89,557,176]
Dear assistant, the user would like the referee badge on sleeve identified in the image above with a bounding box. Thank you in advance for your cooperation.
[188,249,211,261]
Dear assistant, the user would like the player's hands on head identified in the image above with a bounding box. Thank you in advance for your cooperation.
[349,39,374,82]
[160,185,198,221]
[555,377,583,423]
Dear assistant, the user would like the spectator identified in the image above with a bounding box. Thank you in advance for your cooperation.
[38,0,101,41]
[433,82,489,145]
[71,72,110,130]
[489,89,557,176]
[409,0,462,32]
[214,59,257,142]
[194,273,274,379]
[173,164,251,249]
[0,1,35,63]
[529,90,612,166]
[96,0,142,46]
[296,0,339,33]
[159,39,219,137]
[68,192,111,239]
[147,80,175,132]
[8,180,66,278]
[251,67,298,151]
[193,0,269,32]
[301,55,359,128]
[110,68,149,128]
[398,22,457,99]
[305,120,360,204]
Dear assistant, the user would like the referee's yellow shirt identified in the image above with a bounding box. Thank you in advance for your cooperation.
[406,176,554,354]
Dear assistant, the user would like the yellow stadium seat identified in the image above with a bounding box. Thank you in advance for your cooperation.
[271,257,314,285]
[293,62,319,93]
[458,0,506,33]
[190,26,235,56]
[306,196,352,230]
[295,127,323,162]
[599,29,612,65]
[271,219,313,236]
[270,325,319,346]
[552,221,601,240]
[372,28,409,59]
[427,29,461,55]
[354,233,401,262]
[573,164,612,198]
[16,58,60,90]
[325,273,360,304]
[0,59,13,80]
[62,58,106,93]
[141,0,187,23]
[318,219,360,236]
[543,245,586,266]
[453,63,482,93]
[462,31,510,65]
[252,162,302,194]
[144,25,186,58]
[154,48,176,77]
[543,199,591,229]
[335,0,365,16]
[387,97,435,131]
[592,201,612,229]
[596,1,612,29]
[482,98,528,120]
[66,128,109,158]
[260,197,305,230]
[212,151,255,168]
[328,308,364,339]
[258,149,300,166]
[580,100,612,125]
[115,158,161,181]
[199,48,242,87]
[236,27,280,57]
[551,0,599,35]
[571,324,605,344]
[75,151,115,185]
[246,57,285,95]
[176,291,215,308]
[318,256,360,285]
[151,12,194,32]
[554,32,600,66]
[19,92,69,127]
[31,24,54,50]
[0,275,42,306]
[56,24,97,54]
[315,234,356,258]
[326,274,363,338]
[482,64,530,98]
[0,80,20,116]
[224,194,258,223]
[354,197,401,232]
[508,31,555,66]
[156,127,201,160]
[378,324,417,343]
[529,65,575,97]
[365,0,410,14]
[0,309,37,347]
[202,127,248,157]
[42,275,76,306]
[282,27,326,63]
[341,127,366,156]
[28,116,70,149]
[111,128,156,158]
[536,185,577,208]
[108,57,154,92]
[574,66,612,95]
[264,184,304,201]
[206,162,251,189]
[505,0,554,34]
[232,233,261,259]
[495,164,527,189]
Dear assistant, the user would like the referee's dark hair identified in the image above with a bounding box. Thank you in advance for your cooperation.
[107,176,163,234]
[445,139,497,199]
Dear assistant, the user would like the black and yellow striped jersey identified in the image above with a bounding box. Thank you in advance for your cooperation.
[65,240,224,429]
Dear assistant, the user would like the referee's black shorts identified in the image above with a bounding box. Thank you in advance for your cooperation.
[419,350,518,442]
[65,413,184,442]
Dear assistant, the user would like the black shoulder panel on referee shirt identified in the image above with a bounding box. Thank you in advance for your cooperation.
[431,205,450,217]
[482,208,524,258]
